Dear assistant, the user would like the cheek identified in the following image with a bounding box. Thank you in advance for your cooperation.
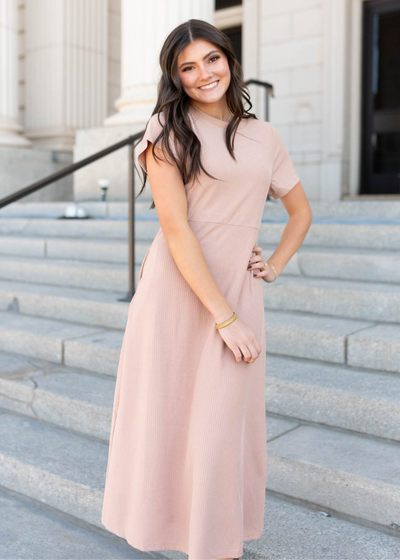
[179,71,197,89]
[216,59,230,78]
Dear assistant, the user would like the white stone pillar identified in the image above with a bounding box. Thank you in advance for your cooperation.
[320,0,351,201]
[0,0,31,147]
[104,0,215,126]
[24,0,108,151]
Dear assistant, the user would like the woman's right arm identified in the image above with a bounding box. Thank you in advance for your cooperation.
[144,142,262,364]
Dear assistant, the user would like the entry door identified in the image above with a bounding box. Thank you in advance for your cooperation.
[361,0,400,194]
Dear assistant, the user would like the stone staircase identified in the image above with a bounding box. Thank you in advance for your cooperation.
[0,199,400,559]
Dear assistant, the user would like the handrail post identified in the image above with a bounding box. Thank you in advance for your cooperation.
[118,141,136,301]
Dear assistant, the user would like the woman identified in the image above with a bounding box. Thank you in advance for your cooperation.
[101,18,312,560]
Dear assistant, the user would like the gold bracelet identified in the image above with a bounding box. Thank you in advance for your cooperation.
[267,261,277,281]
[215,311,237,330]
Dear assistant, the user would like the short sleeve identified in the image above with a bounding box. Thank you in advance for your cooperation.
[268,123,300,199]
[136,113,165,174]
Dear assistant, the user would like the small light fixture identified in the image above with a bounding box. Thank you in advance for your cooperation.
[98,178,110,201]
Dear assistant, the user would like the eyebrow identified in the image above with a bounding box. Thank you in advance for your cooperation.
[179,50,221,70]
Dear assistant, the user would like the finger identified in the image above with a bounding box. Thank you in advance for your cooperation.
[253,338,262,354]
[253,268,267,278]
[239,345,252,363]
[246,342,260,361]
[247,257,262,269]
[232,347,243,362]
[250,245,262,259]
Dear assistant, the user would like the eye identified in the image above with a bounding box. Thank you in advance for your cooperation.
[182,55,220,72]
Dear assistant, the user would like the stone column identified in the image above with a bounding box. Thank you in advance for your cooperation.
[320,0,351,201]
[0,0,31,147]
[104,0,215,126]
[24,0,108,151]
[74,0,215,201]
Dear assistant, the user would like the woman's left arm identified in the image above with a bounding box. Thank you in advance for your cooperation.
[250,180,313,282]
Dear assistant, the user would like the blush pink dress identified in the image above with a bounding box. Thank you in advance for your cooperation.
[101,103,300,560]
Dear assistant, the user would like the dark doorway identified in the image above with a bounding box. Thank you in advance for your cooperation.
[215,0,242,10]
[361,0,400,194]
[221,25,242,67]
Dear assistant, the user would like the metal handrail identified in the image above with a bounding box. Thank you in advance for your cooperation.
[0,134,141,209]
[0,79,273,301]
[245,79,274,121]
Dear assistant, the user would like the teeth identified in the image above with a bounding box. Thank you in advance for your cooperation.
[199,81,218,90]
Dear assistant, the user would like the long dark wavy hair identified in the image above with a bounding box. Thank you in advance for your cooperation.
[133,18,257,210]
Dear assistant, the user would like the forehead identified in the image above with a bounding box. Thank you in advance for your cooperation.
[177,39,220,64]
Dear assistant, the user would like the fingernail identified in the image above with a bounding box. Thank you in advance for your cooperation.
[253,274,257,277]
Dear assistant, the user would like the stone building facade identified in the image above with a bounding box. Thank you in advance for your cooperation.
[0,0,398,202]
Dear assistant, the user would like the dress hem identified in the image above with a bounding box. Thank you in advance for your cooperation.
[101,519,262,559]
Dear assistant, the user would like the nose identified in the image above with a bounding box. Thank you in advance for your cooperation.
[198,65,213,81]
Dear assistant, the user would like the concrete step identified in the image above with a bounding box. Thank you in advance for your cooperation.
[0,310,120,370]
[288,249,400,284]
[260,245,400,282]
[0,255,131,291]
[2,234,399,260]
[264,354,400,441]
[2,198,400,219]
[0,411,108,529]
[264,309,372,363]
[0,235,134,263]
[264,276,400,322]
[0,243,399,293]
[264,309,400,374]
[1,482,399,560]
[0,489,161,560]
[0,308,398,375]
[265,416,400,532]
[0,352,114,441]
[0,217,158,240]
[1,217,400,249]
[1,350,400,444]
[0,409,399,541]
[0,275,399,334]
[0,200,154,219]
[259,222,400,250]
[347,323,400,374]
[0,279,130,329]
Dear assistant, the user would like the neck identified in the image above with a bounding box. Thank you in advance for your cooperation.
[190,101,232,123]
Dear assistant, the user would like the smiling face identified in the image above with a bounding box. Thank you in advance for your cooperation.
[177,38,231,115]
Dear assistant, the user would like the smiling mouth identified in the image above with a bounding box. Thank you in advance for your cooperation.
[198,80,219,91]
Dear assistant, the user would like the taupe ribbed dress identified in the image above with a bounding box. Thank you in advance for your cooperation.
[101,103,300,560]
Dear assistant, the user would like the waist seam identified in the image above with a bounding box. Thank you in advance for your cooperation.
[187,219,258,231]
